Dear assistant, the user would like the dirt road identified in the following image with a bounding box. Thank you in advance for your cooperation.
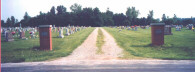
[52,27,123,61]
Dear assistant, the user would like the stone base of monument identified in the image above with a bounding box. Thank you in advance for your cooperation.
[59,35,64,38]
[20,37,26,39]
[5,38,14,42]
[65,33,70,36]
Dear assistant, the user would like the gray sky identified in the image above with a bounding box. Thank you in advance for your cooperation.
[2,0,195,21]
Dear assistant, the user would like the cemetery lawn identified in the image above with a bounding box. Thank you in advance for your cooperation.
[96,28,105,54]
[104,27,195,60]
[1,27,95,63]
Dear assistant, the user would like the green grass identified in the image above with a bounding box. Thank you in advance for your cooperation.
[96,28,105,54]
[1,27,95,63]
[104,27,195,60]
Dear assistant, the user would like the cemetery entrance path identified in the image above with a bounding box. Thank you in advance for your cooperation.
[51,27,123,61]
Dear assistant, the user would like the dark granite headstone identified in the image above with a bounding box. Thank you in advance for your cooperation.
[164,25,173,35]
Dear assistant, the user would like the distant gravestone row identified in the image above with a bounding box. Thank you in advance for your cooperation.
[1,27,39,42]
[52,25,88,38]
[110,25,150,32]
[1,26,89,42]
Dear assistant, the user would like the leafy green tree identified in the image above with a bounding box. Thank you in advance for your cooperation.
[24,12,31,21]
[70,3,82,13]
[16,5,195,27]
[123,19,130,26]
[21,12,31,26]
[113,13,126,26]
[126,7,132,25]
[6,18,11,27]
[48,7,57,25]
[162,14,166,23]
[126,7,139,25]
[93,7,104,26]
[11,16,16,27]
[173,14,177,24]
[50,6,56,15]
[131,7,139,25]
[105,8,114,26]
[57,5,66,15]
[147,10,153,24]
[165,18,174,25]
[153,18,160,23]
[1,20,5,27]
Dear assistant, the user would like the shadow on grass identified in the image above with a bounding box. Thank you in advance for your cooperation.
[161,57,195,60]
[2,55,25,63]
[32,46,41,51]
[131,44,153,48]
[131,43,176,48]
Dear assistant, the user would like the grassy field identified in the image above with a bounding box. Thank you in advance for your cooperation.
[104,27,195,60]
[1,27,95,63]
[96,28,105,54]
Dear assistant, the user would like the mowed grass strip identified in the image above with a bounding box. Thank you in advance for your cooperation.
[1,27,95,63]
[104,27,195,60]
[96,28,105,54]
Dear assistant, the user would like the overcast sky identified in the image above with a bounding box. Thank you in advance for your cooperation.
[2,0,195,21]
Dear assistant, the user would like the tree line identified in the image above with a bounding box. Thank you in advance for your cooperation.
[1,3,195,27]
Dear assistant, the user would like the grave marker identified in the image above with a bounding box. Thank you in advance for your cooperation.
[20,31,26,39]
[39,25,52,50]
[150,23,165,46]
[6,32,14,42]
[59,28,64,38]
[164,25,173,35]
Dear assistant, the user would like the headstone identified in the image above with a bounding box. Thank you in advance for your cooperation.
[164,25,173,35]
[16,29,19,37]
[176,26,181,31]
[2,29,7,37]
[135,26,138,31]
[131,26,134,31]
[150,23,165,46]
[128,27,131,30]
[30,31,35,38]
[78,27,81,31]
[20,31,26,39]
[39,25,52,50]
[6,32,14,42]
[59,28,64,38]
[192,26,195,32]
[146,25,150,29]
[75,27,77,32]
[70,28,73,34]
[65,28,70,36]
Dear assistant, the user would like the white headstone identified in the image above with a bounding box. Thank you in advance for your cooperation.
[59,29,64,38]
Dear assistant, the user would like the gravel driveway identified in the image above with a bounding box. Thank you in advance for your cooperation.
[51,27,123,61]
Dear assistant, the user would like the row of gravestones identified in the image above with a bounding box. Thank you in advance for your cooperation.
[111,25,150,32]
[110,25,175,35]
[175,25,182,31]
[1,27,39,42]
[52,26,88,38]
[2,26,88,42]
[175,24,195,32]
